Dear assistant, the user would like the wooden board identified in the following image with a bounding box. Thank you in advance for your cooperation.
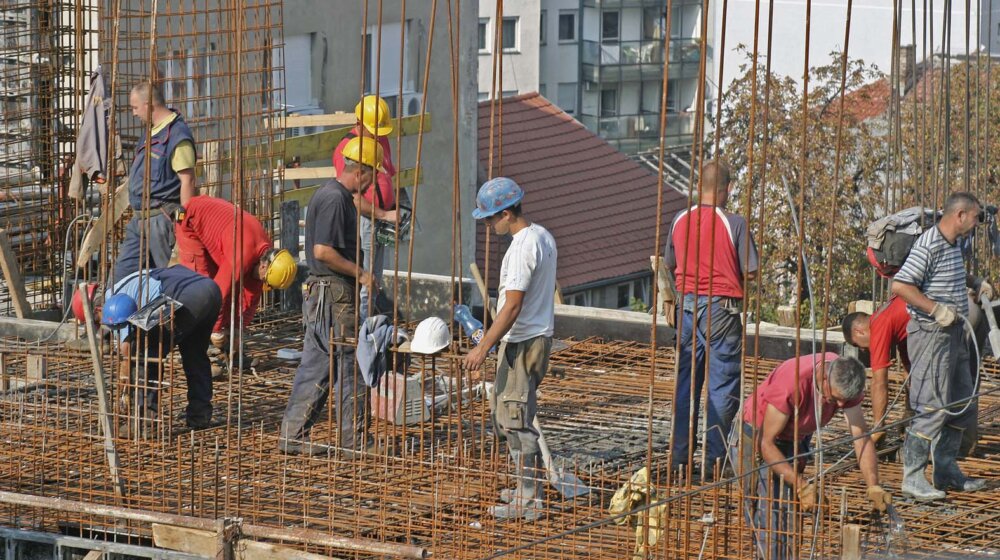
[153,524,342,560]
[77,181,130,269]
[275,168,421,206]
[841,523,862,560]
[267,112,355,129]
[277,113,432,164]
[0,228,30,318]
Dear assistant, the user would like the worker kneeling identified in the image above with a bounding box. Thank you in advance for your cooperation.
[736,353,889,559]
[75,266,222,430]
[175,195,298,359]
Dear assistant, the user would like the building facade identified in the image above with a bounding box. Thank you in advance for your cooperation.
[478,0,541,99]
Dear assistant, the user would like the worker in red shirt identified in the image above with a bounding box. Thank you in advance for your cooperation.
[842,296,911,448]
[175,196,298,354]
[332,95,398,319]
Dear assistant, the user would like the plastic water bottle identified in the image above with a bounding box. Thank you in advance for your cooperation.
[454,304,490,349]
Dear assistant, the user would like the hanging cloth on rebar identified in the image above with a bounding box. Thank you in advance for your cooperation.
[357,314,410,388]
[69,66,110,200]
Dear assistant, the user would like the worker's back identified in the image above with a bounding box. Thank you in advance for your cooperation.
[183,195,271,267]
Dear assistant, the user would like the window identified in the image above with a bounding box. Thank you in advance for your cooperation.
[666,79,679,112]
[478,18,489,52]
[601,11,620,42]
[558,11,576,42]
[617,285,630,309]
[538,83,546,97]
[157,44,218,118]
[540,10,547,45]
[557,82,576,114]
[643,7,666,40]
[600,88,618,117]
[501,17,518,51]
[365,22,414,96]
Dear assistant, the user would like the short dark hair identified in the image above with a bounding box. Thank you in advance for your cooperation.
[828,356,866,401]
[841,311,868,346]
[701,159,731,194]
[504,203,522,217]
[944,191,981,216]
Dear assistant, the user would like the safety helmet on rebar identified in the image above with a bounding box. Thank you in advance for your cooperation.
[262,248,298,291]
[341,135,385,171]
[472,177,524,220]
[102,293,138,330]
[71,282,100,323]
[409,317,451,354]
[355,95,394,136]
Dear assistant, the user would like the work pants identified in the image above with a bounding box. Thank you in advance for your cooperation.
[280,276,367,449]
[672,296,744,466]
[134,285,220,423]
[114,213,175,285]
[906,319,978,442]
[359,216,385,321]
[735,424,810,560]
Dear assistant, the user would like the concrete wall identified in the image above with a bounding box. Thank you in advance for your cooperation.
[283,1,478,278]
[478,0,541,98]
[539,0,582,111]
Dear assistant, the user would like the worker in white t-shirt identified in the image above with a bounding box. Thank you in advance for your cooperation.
[465,177,558,523]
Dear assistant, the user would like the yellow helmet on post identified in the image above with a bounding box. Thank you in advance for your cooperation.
[263,249,298,291]
[355,95,394,136]
[341,136,384,170]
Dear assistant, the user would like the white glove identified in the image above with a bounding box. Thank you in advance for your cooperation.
[931,303,958,327]
[979,281,994,302]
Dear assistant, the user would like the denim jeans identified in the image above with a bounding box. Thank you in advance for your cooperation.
[671,295,744,465]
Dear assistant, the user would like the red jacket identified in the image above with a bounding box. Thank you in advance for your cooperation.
[332,128,396,210]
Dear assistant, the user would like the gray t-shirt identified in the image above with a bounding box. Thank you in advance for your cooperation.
[893,225,969,322]
[304,180,359,282]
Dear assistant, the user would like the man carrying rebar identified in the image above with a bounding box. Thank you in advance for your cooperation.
[464,177,558,522]
[113,82,197,284]
[738,353,889,559]
[278,136,382,456]
[101,265,222,430]
[332,95,398,319]
[174,195,298,365]
[891,191,989,501]
[665,159,758,479]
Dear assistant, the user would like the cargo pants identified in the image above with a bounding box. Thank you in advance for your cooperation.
[906,319,978,442]
[113,212,176,284]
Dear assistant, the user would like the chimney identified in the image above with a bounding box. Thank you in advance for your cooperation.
[898,44,916,92]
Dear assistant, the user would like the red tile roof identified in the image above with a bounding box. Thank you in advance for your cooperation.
[476,93,688,291]
[838,78,891,122]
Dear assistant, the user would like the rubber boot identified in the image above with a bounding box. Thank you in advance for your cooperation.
[490,451,544,521]
[901,433,946,501]
[933,426,986,492]
[499,450,521,504]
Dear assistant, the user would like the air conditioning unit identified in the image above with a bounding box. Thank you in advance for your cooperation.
[401,92,424,116]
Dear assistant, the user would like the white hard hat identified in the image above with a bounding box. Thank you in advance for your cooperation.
[409,317,451,354]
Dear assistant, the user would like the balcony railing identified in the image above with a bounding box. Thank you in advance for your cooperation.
[581,39,704,66]
[578,112,695,142]
[583,0,703,7]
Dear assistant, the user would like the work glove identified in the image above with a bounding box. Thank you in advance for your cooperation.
[797,482,820,512]
[978,281,994,302]
[930,303,958,327]
[210,332,227,350]
[866,485,892,512]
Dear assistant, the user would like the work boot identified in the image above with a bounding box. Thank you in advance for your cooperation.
[490,451,544,521]
[901,433,946,501]
[499,451,522,503]
[278,436,331,457]
[933,426,986,492]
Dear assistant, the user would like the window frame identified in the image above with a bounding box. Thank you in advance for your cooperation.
[601,10,620,43]
[558,11,577,42]
[478,18,490,53]
[540,10,547,45]
[501,16,519,53]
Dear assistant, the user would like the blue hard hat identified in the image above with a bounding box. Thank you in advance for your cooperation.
[102,293,137,329]
[472,177,524,220]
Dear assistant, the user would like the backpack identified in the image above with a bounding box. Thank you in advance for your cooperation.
[865,206,939,278]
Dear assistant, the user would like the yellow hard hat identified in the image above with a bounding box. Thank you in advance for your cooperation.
[341,135,384,170]
[263,249,298,291]
[355,95,394,136]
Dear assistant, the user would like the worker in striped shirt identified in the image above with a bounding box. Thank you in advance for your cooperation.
[891,191,990,501]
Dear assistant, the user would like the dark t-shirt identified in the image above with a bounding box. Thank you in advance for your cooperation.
[305,180,359,281]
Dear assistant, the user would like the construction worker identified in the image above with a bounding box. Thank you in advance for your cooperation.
[278,136,382,455]
[738,354,889,559]
[465,177,558,522]
[842,295,911,449]
[664,159,758,478]
[891,191,989,500]
[175,195,297,356]
[113,81,197,284]
[332,95,398,319]
[101,265,221,429]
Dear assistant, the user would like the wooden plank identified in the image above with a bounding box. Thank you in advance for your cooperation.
[276,113,431,164]
[153,524,342,560]
[0,229,31,318]
[0,353,6,391]
[469,263,496,319]
[282,166,338,181]
[77,181,130,269]
[650,256,675,325]
[81,551,103,560]
[274,168,421,206]
[267,112,354,129]
[554,281,565,305]
[201,140,221,197]
[841,523,862,560]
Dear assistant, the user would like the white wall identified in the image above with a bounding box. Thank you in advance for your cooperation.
[982,0,1000,53]
[478,0,541,97]
[715,0,986,89]
[539,0,580,110]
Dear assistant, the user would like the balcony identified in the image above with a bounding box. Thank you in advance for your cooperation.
[583,0,703,7]
[581,39,705,83]
[578,112,695,144]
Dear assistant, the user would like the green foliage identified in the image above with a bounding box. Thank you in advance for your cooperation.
[630,297,649,313]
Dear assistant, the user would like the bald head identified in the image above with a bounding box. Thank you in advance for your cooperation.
[699,159,732,206]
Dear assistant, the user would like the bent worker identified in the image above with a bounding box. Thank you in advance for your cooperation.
[464,177,558,522]
[175,195,297,356]
[738,354,888,559]
[101,265,221,429]
[842,295,911,449]
[279,136,382,455]
[891,191,989,500]
[665,159,758,479]
[114,82,197,284]
[332,95,398,319]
